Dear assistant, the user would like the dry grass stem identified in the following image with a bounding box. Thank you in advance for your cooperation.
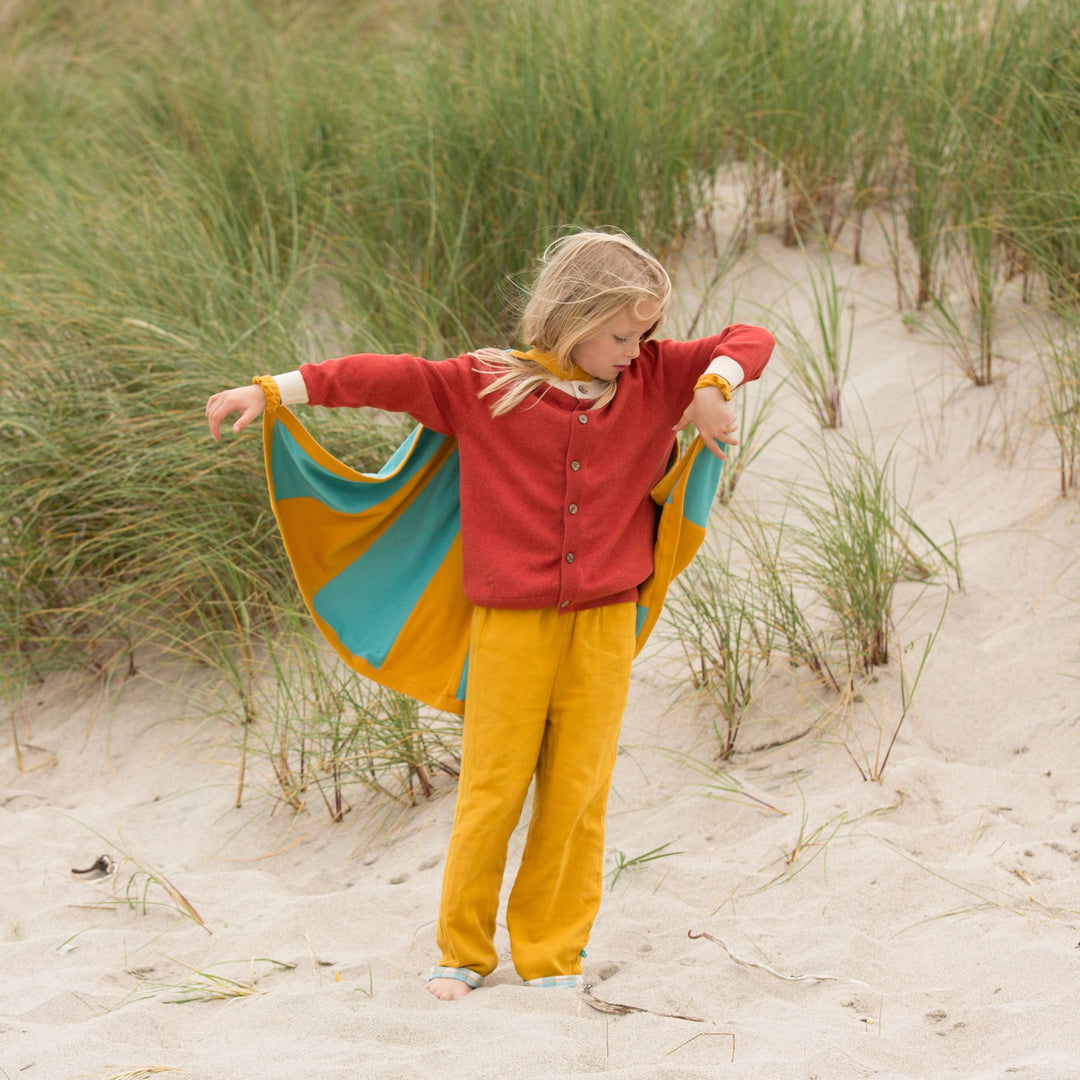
[580,984,704,1023]
[605,842,682,891]
[142,958,295,1005]
[688,930,870,987]
[666,1031,736,1063]
[70,841,210,934]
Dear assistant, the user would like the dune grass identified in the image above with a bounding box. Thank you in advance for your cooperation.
[605,841,682,891]
[737,512,839,694]
[790,434,935,680]
[134,958,295,1005]
[1040,310,1080,496]
[847,594,950,783]
[664,540,774,759]
[774,243,854,428]
[245,623,462,819]
[662,431,950,763]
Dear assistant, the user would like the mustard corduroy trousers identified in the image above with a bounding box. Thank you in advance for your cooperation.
[435,603,636,982]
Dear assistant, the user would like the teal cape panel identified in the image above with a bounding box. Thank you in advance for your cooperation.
[263,407,723,716]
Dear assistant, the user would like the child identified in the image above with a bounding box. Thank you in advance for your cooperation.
[206,229,774,1001]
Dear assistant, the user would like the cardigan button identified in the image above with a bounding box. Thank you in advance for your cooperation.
[568,503,578,515]
[560,600,569,608]
[570,460,581,471]
[577,414,588,424]
[565,552,575,564]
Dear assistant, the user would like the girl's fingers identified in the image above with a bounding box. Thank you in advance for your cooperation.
[206,397,241,441]
[206,387,265,441]
[704,438,728,461]
[233,405,260,433]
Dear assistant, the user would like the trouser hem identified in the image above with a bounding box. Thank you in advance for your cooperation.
[428,965,484,988]
[523,974,584,988]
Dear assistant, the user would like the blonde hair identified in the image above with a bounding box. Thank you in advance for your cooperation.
[475,229,671,416]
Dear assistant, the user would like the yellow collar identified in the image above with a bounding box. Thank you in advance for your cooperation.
[509,348,594,384]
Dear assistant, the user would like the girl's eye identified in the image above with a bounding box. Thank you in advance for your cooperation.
[614,336,628,343]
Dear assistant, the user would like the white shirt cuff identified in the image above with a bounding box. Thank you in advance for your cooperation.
[706,355,744,391]
[272,371,309,406]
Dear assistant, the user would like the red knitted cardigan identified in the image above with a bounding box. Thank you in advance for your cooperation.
[297,323,774,611]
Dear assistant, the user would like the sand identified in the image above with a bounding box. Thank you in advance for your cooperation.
[3,207,1079,1080]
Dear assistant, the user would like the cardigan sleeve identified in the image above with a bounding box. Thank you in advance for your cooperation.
[651,323,775,419]
[295,352,478,435]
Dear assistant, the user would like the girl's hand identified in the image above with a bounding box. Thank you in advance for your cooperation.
[206,384,267,442]
[673,385,739,461]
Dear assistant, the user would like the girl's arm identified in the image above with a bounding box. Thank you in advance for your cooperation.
[658,323,775,398]
[205,351,477,441]
[661,323,775,461]
[279,352,474,434]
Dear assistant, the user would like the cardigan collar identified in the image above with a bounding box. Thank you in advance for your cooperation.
[509,348,595,384]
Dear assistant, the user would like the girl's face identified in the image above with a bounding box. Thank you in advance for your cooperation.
[569,304,661,381]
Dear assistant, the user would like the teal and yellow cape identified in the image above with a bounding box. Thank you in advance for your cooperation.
[263,408,723,715]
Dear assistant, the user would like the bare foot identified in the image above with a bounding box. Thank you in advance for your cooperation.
[427,978,473,1001]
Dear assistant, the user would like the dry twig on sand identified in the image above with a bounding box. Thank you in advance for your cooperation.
[580,984,704,1023]
[688,930,871,987]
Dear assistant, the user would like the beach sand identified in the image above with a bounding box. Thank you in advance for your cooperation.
[3,210,1079,1080]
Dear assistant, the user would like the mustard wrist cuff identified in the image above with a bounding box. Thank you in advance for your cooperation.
[693,373,732,400]
[252,375,281,413]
